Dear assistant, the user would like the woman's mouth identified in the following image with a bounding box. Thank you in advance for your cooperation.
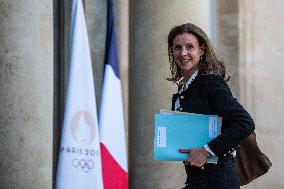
[179,59,191,64]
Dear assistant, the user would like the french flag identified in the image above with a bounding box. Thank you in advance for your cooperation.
[99,0,128,188]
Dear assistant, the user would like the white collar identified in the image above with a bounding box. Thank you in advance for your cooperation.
[180,70,198,92]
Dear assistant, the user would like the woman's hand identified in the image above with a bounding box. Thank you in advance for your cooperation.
[179,148,211,167]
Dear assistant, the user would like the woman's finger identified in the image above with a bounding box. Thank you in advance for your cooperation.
[179,148,201,153]
[179,149,191,153]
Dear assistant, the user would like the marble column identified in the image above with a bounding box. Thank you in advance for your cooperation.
[0,1,53,188]
[238,0,284,188]
[129,1,212,188]
[216,0,239,96]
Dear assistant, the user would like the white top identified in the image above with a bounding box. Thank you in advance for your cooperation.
[174,70,198,111]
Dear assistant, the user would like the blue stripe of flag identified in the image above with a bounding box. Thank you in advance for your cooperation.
[105,0,120,78]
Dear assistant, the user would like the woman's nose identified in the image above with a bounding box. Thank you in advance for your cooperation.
[181,47,187,56]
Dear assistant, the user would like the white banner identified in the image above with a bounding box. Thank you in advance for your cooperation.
[55,0,103,188]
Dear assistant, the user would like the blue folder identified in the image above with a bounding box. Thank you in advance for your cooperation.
[154,113,221,162]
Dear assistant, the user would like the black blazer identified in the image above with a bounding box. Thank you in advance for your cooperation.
[171,74,255,158]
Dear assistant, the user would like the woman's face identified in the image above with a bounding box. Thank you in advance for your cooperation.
[172,32,204,76]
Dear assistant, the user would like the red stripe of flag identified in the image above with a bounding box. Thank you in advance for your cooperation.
[101,144,128,189]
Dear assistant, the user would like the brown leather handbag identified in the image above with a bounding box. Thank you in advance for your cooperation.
[235,132,272,186]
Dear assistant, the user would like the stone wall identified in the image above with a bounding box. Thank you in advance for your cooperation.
[239,0,284,188]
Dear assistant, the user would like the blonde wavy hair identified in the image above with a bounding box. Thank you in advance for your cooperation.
[167,23,227,84]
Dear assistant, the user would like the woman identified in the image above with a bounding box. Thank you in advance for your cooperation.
[167,23,255,189]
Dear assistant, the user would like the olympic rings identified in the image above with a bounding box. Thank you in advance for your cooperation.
[72,158,95,173]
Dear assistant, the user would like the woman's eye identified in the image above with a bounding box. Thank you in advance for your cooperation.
[186,44,194,50]
[174,45,181,50]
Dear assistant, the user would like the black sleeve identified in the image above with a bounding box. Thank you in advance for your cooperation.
[204,75,255,158]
